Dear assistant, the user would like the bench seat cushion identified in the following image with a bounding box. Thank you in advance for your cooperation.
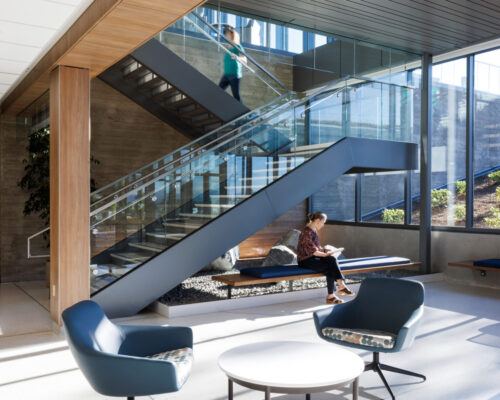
[239,256,411,279]
[473,259,500,268]
[321,327,397,349]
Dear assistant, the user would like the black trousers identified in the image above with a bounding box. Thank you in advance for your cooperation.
[219,74,241,102]
[298,256,345,294]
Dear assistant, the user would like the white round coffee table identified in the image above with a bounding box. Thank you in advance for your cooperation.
[218,341,364,399]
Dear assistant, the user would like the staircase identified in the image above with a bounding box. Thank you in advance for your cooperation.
[86,77,418,318]
[99,39,249,138]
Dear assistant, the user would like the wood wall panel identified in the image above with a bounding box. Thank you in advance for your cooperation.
[238,201,307,259]
[50,66,90,325]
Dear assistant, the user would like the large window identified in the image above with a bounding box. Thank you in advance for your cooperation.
[430,59,467,227]
[474,49,500,228]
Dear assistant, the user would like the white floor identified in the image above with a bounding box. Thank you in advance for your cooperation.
[0,278,499,400]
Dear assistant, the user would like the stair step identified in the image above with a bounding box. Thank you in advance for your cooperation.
[129,242,167,253]
[146,232,186,240]
[110,252,151,263]
[210,194,249,199]
[195,203,234,209]
[163,222,202,229]
[178,213,216,219]
[225,184,265,190]
[123,63,148,80]
[92,263,135,277]
[137,74,164,90]
[192,116,220,128]
[178,106,208,118]
[153,85,179,99]
[165,97,193,110]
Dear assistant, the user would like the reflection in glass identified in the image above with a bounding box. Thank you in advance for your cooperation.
[474,49,500,228]
[430,58,467,226]
[362,172,405,224]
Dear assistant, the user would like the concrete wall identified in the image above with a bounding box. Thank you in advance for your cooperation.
[321,223,500,288]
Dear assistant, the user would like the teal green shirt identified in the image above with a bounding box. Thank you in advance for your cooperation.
[223,45,243,79]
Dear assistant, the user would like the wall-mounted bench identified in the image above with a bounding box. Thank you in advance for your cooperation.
[448,259,500,277]
[212,256,421,298]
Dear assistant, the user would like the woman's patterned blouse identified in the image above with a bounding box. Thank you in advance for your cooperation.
[297,227,323,262]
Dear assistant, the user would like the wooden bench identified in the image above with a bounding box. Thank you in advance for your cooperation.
[448,260,500,277]
[213,261,421,299]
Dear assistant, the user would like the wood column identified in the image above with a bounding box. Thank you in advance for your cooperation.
[50,65,90,324]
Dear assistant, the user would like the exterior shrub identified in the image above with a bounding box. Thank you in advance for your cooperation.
[382,208,404,224]
[454,205,466,222]
[431,189,450,207]
[484,208,500,228]
[455,180,466,196]
[488,170,500,184]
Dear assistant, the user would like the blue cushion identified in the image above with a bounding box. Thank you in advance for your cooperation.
[473,259,500,268]
[240,256,411,278]
[240,265,315,279]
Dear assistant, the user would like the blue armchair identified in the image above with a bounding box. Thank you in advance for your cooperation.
[62,300,193,400]
[313,277,425,400]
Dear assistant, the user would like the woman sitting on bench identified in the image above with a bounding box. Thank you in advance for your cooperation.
[298,212,355,305]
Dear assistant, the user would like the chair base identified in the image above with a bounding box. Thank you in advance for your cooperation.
[127,397,134,400]
[364,352,426,400]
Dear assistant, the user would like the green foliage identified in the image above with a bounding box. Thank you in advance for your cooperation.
[488,170,500,184]
[484,208,500,228]
[454,205,466,222]
[18,127,100,227]
[496,186,500,202]
[382,208,404,224]
[455,180,466,196]
[431,189,450,207]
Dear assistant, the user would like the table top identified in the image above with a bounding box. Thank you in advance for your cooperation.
[218,341,364,389]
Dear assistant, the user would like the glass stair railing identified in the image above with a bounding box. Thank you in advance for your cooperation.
[89,77,415,293]
[158,11,289,108]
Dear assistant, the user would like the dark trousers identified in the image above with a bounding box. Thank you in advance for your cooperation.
[298,256,345,294]
[219,74,241,102]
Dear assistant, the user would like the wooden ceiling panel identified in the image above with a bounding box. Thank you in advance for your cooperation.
[1,0,205,115]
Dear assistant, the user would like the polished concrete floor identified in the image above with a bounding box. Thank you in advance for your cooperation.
[0,277,498,400]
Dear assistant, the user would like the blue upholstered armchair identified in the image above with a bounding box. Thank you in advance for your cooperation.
[313,277,425,400]
[62,300,193,400]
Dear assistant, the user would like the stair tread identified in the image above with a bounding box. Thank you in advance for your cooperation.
[179,213,216,219]
[210,194,249,199]
[129,242,167,253]
[110,252,151,263]
[146,232,186,240]
[192,116,220,127]
[162,221,203,229]
[195,203,234,209]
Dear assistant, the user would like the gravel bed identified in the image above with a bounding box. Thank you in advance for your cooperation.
[158,266,420,306]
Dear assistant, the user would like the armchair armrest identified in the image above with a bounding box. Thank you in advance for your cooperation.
[80,351,181,396]
[313,300,357,334]
[119,325,193,356]
[393,306,423,352]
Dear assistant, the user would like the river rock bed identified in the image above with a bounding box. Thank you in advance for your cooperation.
[158,266,419,306]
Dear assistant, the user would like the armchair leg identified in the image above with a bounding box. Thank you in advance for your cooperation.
[374,364,395,400]
[127,397,135,400]
[379,363,426,381]
[364,352,425,400]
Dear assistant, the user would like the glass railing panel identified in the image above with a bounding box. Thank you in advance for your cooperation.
[89,92,297,211]
[159,11,288,110]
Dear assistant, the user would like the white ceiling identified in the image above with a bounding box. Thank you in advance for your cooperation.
[0,0,94,104]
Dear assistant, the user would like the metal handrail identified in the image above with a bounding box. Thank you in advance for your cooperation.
[27,227,49,259]
[188,12,289,93]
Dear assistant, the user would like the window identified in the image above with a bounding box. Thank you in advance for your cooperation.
[430,58,467,226]
[474,49,500,228]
